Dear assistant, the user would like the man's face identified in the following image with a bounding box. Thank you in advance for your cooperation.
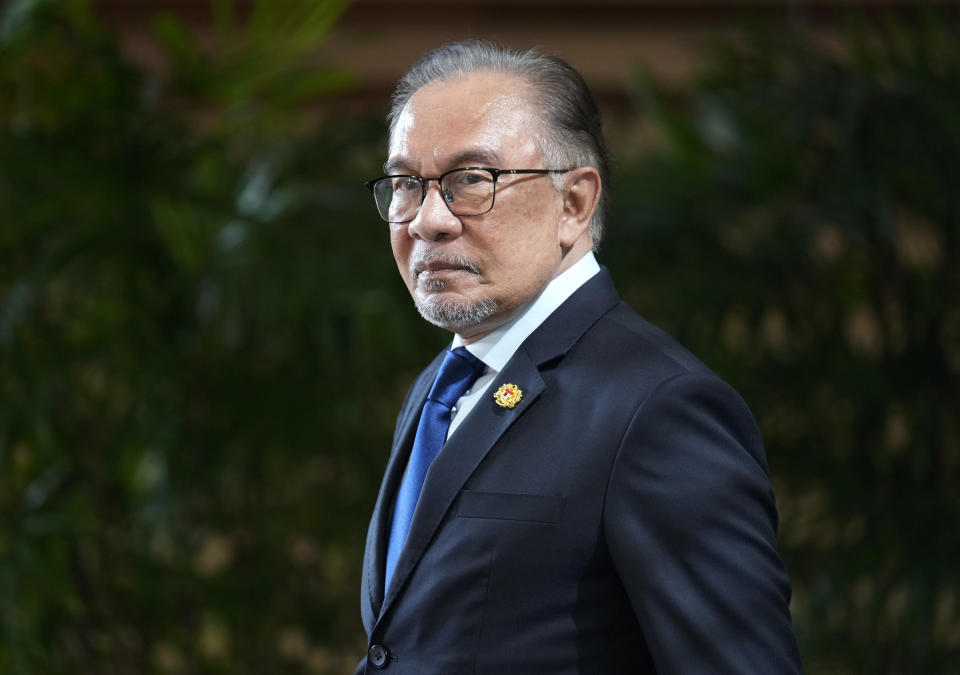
[386,71,575,341]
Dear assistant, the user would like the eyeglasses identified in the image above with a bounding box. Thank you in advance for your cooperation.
[363,167,571,224]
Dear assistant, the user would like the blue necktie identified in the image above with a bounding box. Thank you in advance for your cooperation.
[385,347,485,592]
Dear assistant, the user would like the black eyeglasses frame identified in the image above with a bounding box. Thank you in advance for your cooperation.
[363,167,572,224]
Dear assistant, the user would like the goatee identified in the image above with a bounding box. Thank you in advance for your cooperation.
[414,294,498,332]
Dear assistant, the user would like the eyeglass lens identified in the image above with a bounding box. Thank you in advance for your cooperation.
[372,168,495,223]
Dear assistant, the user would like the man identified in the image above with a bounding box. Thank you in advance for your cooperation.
[357,40,801,673]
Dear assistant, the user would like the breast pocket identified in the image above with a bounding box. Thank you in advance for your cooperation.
[455,490,564,524]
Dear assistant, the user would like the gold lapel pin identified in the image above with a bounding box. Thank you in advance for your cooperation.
[494,383,523,409]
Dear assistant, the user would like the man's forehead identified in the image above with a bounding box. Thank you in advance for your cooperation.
[387,73,539,173]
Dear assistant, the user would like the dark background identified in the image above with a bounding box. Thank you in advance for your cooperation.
[1,1,958,672]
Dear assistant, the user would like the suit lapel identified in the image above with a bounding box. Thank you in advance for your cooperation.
[362,353,443,625]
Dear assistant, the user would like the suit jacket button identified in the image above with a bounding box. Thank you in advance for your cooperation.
[368,643,389,669]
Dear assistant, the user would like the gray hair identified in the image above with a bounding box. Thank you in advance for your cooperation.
[388,40,612,247]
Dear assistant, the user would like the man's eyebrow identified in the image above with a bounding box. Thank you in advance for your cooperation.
[448,150,500,168]
[383,159,413,175]
[383,150,502,176]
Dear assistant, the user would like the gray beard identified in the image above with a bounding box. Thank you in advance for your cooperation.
[414,293,498,332]
[408,249,496,332]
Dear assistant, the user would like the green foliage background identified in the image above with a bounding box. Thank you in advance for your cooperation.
[0,1,957,673]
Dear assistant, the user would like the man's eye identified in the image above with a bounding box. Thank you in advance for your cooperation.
[453,170,489,186]
[394,178,420,192]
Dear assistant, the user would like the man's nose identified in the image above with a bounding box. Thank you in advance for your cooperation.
[407,182,463,241]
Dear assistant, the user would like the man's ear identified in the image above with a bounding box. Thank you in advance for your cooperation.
[558,167,601,248]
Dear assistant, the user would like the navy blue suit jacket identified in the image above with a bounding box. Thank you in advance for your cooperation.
[357,269,801,673]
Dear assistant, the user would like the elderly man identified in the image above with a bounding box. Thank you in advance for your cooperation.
[357,40,801,674]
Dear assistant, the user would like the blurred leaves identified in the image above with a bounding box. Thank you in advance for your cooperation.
[0,0,433,673]
[153,0,353,111]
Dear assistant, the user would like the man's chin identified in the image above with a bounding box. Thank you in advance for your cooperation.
[414,295,498,333]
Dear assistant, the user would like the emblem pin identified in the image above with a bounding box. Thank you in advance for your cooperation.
[494,383,523,409]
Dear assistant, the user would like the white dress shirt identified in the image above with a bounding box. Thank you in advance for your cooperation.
[445,251,601,438]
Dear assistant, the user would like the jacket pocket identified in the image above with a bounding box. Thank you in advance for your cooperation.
[455,490,564,523]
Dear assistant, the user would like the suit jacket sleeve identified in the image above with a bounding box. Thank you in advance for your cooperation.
[604,371,802,673]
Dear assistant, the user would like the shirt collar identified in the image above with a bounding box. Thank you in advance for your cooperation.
[451,251,600,372]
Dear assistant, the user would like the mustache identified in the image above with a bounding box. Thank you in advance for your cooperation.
[410,250,481,278]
